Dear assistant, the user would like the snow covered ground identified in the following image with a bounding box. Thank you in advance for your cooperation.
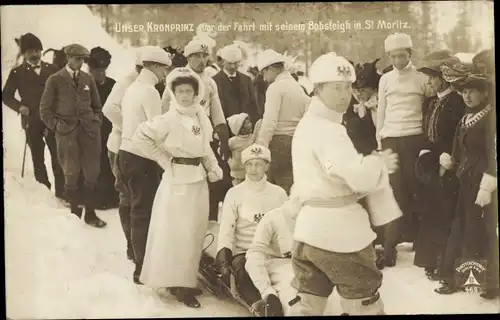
[3,4,499,318]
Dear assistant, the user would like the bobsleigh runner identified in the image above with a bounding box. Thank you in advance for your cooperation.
[198,221,292,317]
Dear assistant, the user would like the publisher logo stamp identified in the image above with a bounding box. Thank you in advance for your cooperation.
[454,259,487,293]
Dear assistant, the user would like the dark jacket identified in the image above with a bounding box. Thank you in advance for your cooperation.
[40,67,102,137]
[213,70,259,125]
[422,91,466,155]
[2,61,59,129]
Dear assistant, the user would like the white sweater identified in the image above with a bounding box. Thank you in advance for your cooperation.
[102,69,139,154]
[376,61,428,140]
[245,199,299,298]
[217,177,288,256]
[292,97,389,253]
[119,69,162,158]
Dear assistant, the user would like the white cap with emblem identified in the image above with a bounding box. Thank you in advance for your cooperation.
[309,52,356,84]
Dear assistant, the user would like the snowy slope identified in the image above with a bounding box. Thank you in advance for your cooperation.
[3,5,499,318]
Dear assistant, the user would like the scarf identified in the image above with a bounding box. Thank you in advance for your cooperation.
[171,99,214,154]
[461,103,492,129]
[352,92,378,118]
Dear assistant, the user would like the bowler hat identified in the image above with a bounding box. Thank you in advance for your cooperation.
[16,33,43,53]
[353,58,381,89]
[87,46,111,69]
[64,44,90,57]
[418,50,459,78]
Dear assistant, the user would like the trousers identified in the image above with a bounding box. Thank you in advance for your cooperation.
[55,125,101,192]
[268,135,293,195]
[118,150,162,277]
[26,120,64,196]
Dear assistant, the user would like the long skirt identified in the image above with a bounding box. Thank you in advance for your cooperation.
[268,135,293,195]
[414,171,459,269]
[439,171,498,287]
[140,177,210,288]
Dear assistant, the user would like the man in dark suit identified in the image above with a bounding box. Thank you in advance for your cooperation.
[40,43,106,228]
[2,33,65,201]
[213,44,259,126]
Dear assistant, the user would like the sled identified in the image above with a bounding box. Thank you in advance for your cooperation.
[198,221,268,317]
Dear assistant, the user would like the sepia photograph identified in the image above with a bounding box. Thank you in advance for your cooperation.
[2,2,498,318]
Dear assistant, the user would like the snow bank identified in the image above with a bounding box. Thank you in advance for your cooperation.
[1,5,136,81]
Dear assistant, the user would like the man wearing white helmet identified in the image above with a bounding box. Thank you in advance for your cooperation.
[376,33,429,268]
[162,38,231,222]
[289,53,399,315]
[102,46,145,262]
[213,44,259,124]
[256,49,310,195]
[117,46,172,284]
[205,48,223,78]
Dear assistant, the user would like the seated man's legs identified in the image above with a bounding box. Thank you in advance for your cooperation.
[232,253,262,305]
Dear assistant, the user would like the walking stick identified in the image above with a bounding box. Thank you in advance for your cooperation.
[21,123,29,178]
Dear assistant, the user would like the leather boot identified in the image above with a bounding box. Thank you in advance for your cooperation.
[83,186,107,228]
[339,292,385,315]
[287,292,328,316]
[65,188,82,218]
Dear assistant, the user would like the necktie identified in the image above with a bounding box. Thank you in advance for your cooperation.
[73,71,78,87]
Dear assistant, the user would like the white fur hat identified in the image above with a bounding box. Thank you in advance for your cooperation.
[384,33,413,53]
[241,143,271,164]
[184,39,212,57]
[141,46,172,66]
[257,49,285,72]
[165,67,205,105]
[309,52,356,84]
[220,44,243,63]
[227,113,249,135]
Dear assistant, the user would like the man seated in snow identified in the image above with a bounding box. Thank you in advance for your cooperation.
[245,193,301,316]
[215,143,288,306]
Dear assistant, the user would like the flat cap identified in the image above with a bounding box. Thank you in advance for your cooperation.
[64,43,90,57]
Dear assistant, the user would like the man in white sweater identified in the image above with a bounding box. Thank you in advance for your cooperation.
[116,47,171,285]
[245,194,301,316]
[216,143,288,306]
[376,33,429,268]
[256,49,310,195]
[289,53,399,316]
[102,47,144,262]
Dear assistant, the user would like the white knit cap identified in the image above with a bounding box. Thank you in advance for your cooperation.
[184,39,212,57]
[309,52,356,84]
[384,33,413,53]
[220,44,243,63]
[227,113,249,135]
[141,46,172,66]
[257,49,285,71]
[241,143,271,164]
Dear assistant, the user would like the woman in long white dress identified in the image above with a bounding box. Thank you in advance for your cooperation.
[132,67,223,308]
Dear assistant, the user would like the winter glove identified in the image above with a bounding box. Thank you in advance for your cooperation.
[215,247,233,278]
[475,189,492,208]
[251,294,284,316]
[378,149,399,174]
[439,153,453,170]
[207,165,223,182]
[19,105,30,116]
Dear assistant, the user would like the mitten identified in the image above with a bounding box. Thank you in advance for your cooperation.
[475,189,492,208]
[439,152,453,170]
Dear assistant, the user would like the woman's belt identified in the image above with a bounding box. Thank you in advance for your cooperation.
[302,194,358,208]
[171,157,202,166]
